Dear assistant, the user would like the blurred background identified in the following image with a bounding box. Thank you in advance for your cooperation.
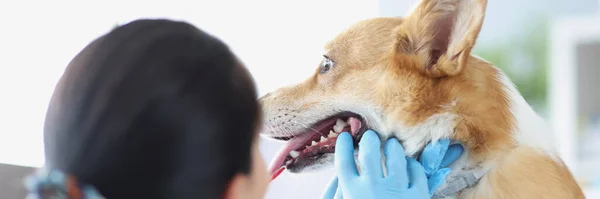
[0,0,599,198]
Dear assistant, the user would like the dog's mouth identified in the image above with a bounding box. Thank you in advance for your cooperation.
[267,112,367,181]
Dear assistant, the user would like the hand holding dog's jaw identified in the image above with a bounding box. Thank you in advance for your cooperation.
[320,130,462,198]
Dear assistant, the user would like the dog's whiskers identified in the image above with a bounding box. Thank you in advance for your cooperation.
[275,123,298,139]
[289,121,327,137]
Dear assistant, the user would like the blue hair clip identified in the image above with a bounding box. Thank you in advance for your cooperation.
[24,168,105,199]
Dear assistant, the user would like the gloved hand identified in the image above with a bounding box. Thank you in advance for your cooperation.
[321,130,463,199]
[420,138,464,195]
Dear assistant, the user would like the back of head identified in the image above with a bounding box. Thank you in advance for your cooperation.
[42,19,259,199]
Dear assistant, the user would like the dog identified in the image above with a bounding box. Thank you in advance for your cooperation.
[259,0,585,198]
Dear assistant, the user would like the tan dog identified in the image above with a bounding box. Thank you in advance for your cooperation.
[260,0,585,198]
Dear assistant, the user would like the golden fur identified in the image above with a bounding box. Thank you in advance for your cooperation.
[260,0,584,198]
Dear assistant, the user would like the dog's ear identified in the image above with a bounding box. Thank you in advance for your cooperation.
[397,0,487,77]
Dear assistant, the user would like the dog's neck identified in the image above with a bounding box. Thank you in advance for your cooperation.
[376,110,493,198]
[433,70,555,198]
[382,57,556,198]
[494,69,556,153]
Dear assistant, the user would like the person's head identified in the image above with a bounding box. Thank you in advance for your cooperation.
[37,19,269,199]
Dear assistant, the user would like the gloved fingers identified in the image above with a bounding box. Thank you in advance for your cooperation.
[383,138,409,186]
[427,168,451,196]
[335,132,359,181]
[334,181,344,199]
[406,157,428,189]
[420,139,450,176]
[321,176,339,199]
[440,143,464,168]
[357,130,383,178]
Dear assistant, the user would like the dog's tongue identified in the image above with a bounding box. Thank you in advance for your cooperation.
[267,132,316,181]
[267,116,362,182]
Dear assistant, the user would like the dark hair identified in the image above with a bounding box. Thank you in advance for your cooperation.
[42,19,260,199]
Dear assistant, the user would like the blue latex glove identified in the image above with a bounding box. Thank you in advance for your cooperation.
[420,139,464,195]
[321,130,463,199]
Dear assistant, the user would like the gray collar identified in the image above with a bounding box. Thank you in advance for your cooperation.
[431,165,490,198]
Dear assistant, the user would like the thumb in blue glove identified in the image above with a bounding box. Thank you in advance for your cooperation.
[419,139,464,196]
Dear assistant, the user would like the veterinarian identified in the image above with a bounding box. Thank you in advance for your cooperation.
[24,19,463,199]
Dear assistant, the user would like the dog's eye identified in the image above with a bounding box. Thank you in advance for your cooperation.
[319,56,334,74]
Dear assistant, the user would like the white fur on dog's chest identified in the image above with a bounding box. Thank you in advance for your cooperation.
[378,111,490,198]
[383,112,458,157]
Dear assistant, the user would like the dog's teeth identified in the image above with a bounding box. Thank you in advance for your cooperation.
[333,119,348,132]
[289,151,300,158]
[328,131,336,138]
[286,160,293,165]
[311,141,318,146]
[320,136,327,142]
[336,119,347,126]
[333,125,344,133]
